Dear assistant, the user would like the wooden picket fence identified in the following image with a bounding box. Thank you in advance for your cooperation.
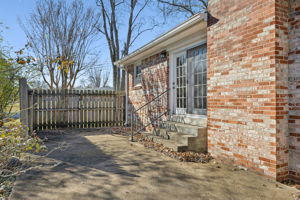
[19,79,126,131]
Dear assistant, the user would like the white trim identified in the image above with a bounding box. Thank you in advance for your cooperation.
[172,51,187,115]
[169,39,207,116]
[169,52,175,115]
[125,70,128,126]
[119,31,205,69]
[169,52,177,115]
[169,37,207,55]
[167,32,206,53]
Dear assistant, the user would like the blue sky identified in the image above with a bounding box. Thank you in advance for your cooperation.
[0,0,185,86]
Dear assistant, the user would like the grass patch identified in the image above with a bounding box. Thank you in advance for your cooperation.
[7,103,20,113]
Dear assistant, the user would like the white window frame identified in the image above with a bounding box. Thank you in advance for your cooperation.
[169,38,207,116]
[134,64,142,86]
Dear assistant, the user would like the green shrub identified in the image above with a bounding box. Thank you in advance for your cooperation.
[0,119,43,169]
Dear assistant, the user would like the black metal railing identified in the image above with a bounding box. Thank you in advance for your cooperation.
[130,88,170,141]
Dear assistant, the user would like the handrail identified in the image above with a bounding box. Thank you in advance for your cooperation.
[134,88,170,113]
[131,88,170,142]
[136,110,168,134]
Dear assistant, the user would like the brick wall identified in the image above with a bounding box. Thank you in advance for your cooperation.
[124,0,300,183]
[288,0,300,183]
[207,0,290,180]
[275,0,290,182]
[127,53,169,130]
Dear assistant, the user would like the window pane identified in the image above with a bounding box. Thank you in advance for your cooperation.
[199,86,203,97]
[136,66,142,75]
[195,63,201,73]
[199,98,203,109]
[194,86,199,97]
[203,73,207,84]
[199,74,203,85]
[186,45,207,112]
[194,98,199,108]
[203,61,207,72]
[194,74,198,85]
[134,65,142,85]
[180,98,182,108]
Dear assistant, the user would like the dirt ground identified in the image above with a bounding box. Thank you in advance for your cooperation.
[10,129,300,200]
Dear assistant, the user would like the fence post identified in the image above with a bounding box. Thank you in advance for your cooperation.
[28,90,34,133]
[19,78,29,133]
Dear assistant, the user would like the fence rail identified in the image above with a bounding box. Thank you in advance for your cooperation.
[19,78,126,131]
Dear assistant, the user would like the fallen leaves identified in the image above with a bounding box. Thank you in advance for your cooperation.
[134,134,213,163]
[110,127,213,163]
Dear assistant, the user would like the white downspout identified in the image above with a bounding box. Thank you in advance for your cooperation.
[124,67,129,126]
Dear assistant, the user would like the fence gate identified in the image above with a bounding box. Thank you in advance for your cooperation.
[19,79,126,131]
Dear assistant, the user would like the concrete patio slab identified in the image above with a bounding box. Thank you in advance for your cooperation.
[10,129,299,200]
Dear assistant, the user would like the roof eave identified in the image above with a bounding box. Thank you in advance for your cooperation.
[115,13,207,67]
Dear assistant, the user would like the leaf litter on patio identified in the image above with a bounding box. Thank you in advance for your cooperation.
[111,127,213,163]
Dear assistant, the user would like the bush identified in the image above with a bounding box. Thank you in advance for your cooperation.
[0,119,43,169]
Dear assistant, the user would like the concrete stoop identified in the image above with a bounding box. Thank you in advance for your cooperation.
[143,115,208,153]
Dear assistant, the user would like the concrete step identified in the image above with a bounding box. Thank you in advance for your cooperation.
[159,121,203,136]
[141,132,188,152]
[155,128,170,139]
[155,129,189,142]
[168,131,192,145]
[155,129,192,144]
[155,122,208,153]
[169,115,207,127]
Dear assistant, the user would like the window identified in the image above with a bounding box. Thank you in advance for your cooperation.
[189,45,207,111]
[176,54,187,109]
[134,65,142,85]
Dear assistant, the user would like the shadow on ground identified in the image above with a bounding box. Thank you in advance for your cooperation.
[10,128,299,200]
[40,130,138,177]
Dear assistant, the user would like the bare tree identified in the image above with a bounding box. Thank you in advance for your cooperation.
[21,0,100,89]
[86,66,110,88]
[158,0,208,17]
[96,0,158,90]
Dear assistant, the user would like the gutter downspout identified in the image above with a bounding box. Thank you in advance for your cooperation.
[124,66,129,126]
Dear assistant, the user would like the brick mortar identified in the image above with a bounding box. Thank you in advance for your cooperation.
[207,0,285,180]
[127,53,169,131]
[275,0,289,182]
[288,0,300,183]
